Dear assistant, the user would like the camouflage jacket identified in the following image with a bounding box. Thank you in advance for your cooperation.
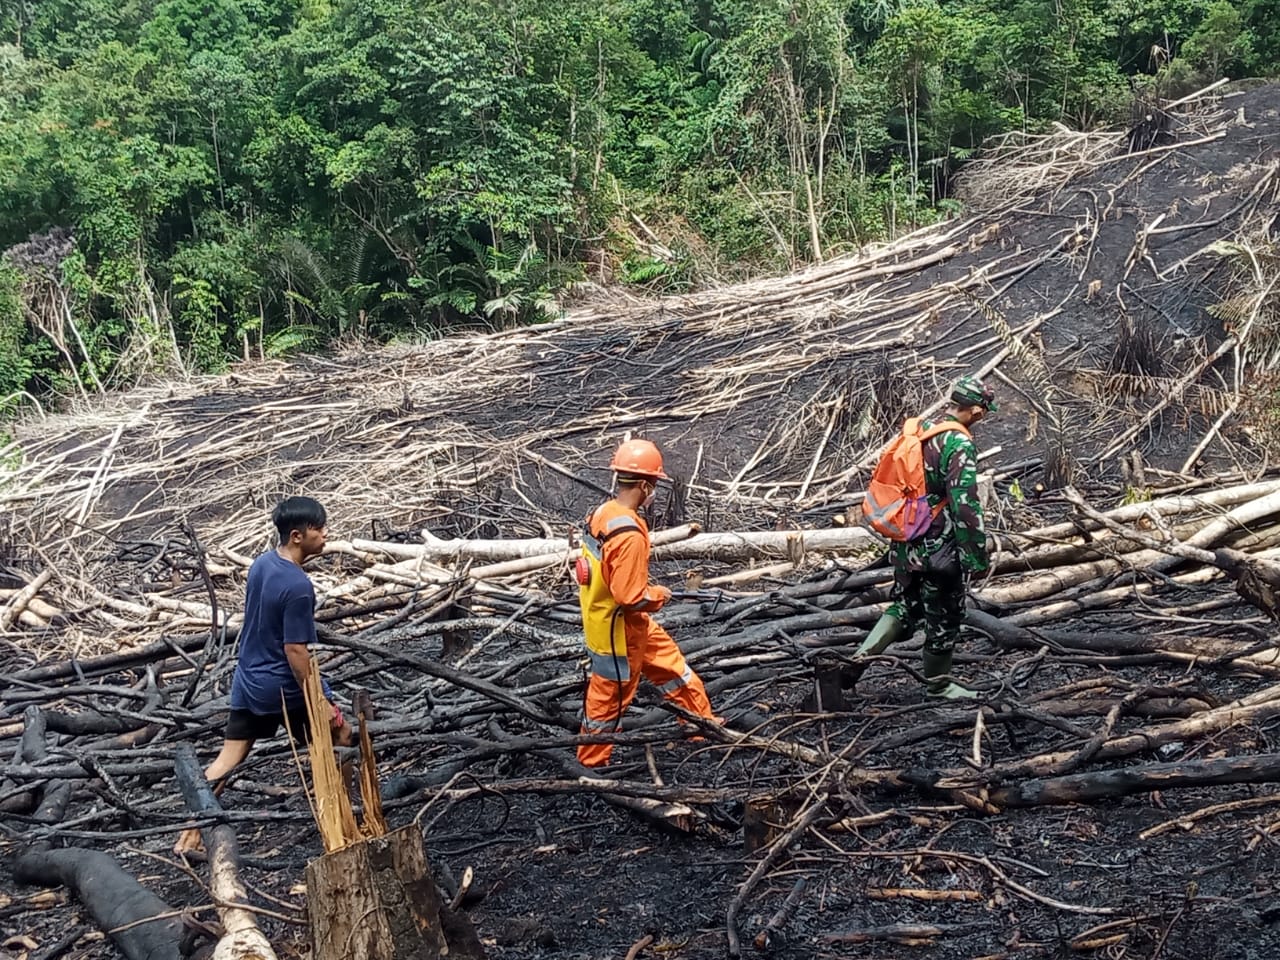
[889,416,989,574]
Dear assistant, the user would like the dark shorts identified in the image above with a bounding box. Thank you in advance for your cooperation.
[225,705,313,744]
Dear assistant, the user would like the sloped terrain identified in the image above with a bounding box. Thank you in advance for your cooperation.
[3,85,1280,960]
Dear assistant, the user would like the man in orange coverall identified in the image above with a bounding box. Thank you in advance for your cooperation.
[575,439,717,767]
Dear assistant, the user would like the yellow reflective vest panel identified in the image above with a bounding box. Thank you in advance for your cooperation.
[578,512,641,681]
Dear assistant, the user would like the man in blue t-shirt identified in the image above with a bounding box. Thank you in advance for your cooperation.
[175,496,350,854]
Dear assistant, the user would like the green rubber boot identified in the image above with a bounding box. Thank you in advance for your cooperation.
[855,612,906,658]
[843,613,906,689]
[922,650,978,699]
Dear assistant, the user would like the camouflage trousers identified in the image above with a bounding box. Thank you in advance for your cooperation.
[886,563,966,655]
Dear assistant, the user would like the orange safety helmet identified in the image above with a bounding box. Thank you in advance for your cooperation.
[609,439,670,481]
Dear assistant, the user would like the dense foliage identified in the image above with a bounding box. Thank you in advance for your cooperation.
[0,0,1273,403]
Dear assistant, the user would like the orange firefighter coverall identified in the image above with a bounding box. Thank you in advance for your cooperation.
[577,500,715,767]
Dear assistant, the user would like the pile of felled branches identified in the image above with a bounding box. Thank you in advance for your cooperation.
[5,472,1280,957]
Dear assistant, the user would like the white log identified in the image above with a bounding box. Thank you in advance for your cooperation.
[1001,480,1280,546]
[980,493,1280,607]
[386,534,566,561]
[0,588,61,620]
[330,481,1280,573]
[0,569,53,632]
[349,522,704,563]
[991,519,1208,573]
[652,528,878,561]
[211,929,277,960]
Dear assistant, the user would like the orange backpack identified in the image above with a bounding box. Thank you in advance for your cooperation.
[861,417,971,541]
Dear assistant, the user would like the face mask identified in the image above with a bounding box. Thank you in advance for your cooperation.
[642,483,656,509]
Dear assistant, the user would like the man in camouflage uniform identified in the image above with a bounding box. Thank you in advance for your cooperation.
[855,375,997,699]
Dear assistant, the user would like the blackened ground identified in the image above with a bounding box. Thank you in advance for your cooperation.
[5,587,1280,960]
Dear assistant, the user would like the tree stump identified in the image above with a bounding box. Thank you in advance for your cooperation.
[743,793,802,853]
[800,656,846,713]
[440,598,474,658]
[305,824,484,960]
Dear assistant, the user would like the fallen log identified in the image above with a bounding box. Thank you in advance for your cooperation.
[20,707,72,826]
[820,922,991,944]
[0,586,62,621]
[346,526,877,568]
[1,759,180,781]
[322,477,1280,578]
[986,752,1280,808]
[399,523,703,562]
[864,689,1213,758]
[43,708,157,736]
[654,528,876,561]
[969,609,1280,674]
[43,673,165,736]
[1,568,53,632]
[939,677,1280,784]
[1003,564,1227,626]
[996,479,1280,547]
[11,849,183,960]
[1062,487,1280,617]
[978,492,1280,608]
[174,744,278,960]
[0,706,46,814]
[12,707,182,960]
[10,632,222,685]
[989,519,1210,574]
[332,524,702,586]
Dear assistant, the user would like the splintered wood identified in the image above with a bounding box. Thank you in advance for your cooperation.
[298,657,359,853]
[355,690,388,838]
[296,658,391,850]
[297,658,484,960]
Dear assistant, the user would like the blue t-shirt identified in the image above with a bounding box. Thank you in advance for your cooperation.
[230,550,328,714]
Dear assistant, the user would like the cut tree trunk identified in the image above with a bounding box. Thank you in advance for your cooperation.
[304,824,485,960]
[359,523,702,562]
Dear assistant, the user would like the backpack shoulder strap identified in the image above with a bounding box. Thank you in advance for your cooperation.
[601,514,641,540]
[918,421,971,443]
[585,506,642,542]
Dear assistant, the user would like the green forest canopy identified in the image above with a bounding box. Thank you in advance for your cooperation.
[0,0,1273,404]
